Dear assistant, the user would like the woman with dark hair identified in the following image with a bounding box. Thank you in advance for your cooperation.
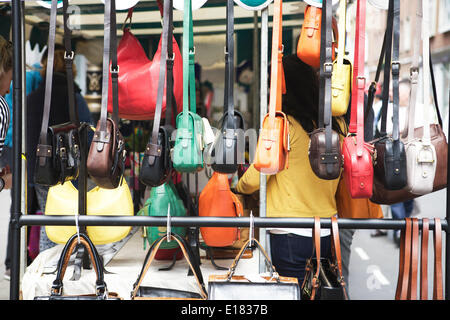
[236,54,347,290]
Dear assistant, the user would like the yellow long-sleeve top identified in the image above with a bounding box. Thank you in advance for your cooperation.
[236,115,344,219]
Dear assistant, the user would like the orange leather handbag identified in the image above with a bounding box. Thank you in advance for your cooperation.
[199,172,243,247]
[297,5,338,69]
[254,0,290,175]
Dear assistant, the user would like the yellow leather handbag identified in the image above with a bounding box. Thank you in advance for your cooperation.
[45,179,134,245]
[331,0,352,116]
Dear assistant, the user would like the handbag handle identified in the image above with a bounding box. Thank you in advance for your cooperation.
[348,0,366,157]
[420,218,429,299]
[131,233,208,300]
[407,217,419,300]
[301,216,321,300]
[50,233,107,298]
[330,216,348,298]
[433,218,443,300]
[395,218,412,300]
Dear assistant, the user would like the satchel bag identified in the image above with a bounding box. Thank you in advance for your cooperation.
[210,0,245,174]
[296,4,338,69]
[34,0,81,187]
[342,0,374,198]
[44,179,133,245]
[301,217,348,300]
[254,0,290,175]
[34,233,122,300]
[131,233,208,300]
[308,0,342,180]
[331,0,351,116]
[199,172,243,247]
[87,0,126,189]
[106,7,182,120]
[172,0,204,173]
[139,0,178,187]
[208,238,300,300]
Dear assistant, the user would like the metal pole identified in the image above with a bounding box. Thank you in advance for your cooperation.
[10,0,23,301]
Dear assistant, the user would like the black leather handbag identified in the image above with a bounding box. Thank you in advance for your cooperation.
[210,0,245,174]
[139,0,177,187]
[34,233,122,300]
[302,217,348,300]
[34,0,81,187]
[208,238,300,300]
[371,0,407,191]
[308,0,342,180]
[131,233,208,300]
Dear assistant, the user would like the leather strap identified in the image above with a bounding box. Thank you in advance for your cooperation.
[330,216,348,299]
[395,218,411,300]
[165,1,176,127]
[433,218,443,300]
[420,218,429,300]
[224,0,235,130]
[310,217,321,300]
[420,0,431,143]
[407,217,419,300]
[349,0,366,157]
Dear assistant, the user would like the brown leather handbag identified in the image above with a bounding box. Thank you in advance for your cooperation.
[254,0,290,175]
[87,0,126,189]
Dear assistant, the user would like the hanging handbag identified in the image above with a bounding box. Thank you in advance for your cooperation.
[130,233,208,300]
[34,233,122,300]
[34,0,81,187]
[308,0,342,180]
[296,4,338,69]
[44,179,133,245]
[106,6,183,120]
[331,0,351,116]
[139,0,178,187]
[210,0,245,174]
[208,238,300,300]
[199,172,243,247]
[301,217,349,300]
[372,0,407,191]
[253,0,290,175]
[172,0,204,173]
[342,0,374,198]
[87,0,126,189]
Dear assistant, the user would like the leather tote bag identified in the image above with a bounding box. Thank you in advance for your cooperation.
[210,0,245,174]
[208,238,300,300]
[87,0,126,189]
[301,217,349,300]
[172,0,204,173]
[296,4,337,69]
[131,233,208,300]
[106,7,182,120]
[331,0,351,116]
[34,0,81,187]
[199,172,243,247]
[139,0,178,187]
[44,179,133,245]
[342,0,374,198]
[254,0,290,175]
[308,0,342,180]
[34,233,122,300]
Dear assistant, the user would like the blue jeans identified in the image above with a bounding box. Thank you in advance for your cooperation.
[390,200,414,219]
[270,233,332,297]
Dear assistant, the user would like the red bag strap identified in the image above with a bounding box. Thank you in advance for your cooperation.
[349,0,366,157]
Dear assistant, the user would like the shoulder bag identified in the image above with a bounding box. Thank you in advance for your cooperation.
[131,233,208,300]
[87,0,126,189]
[139,0,178,187]
[301,217,348,300]
[253,0,290,175]
[34,233,122,300]
[308,0,342,180]
[106,5,183,120]
[341,0,375,198]
[199,172,243,247]
[210,0,245,174]
[34,0,81,187]
[208,238,300,300]
[172,0,205,173]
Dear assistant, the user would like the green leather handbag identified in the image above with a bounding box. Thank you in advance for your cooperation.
[138,180,187,250]
[172,0,204,173]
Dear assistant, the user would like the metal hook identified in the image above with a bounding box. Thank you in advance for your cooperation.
[166,203,171,242]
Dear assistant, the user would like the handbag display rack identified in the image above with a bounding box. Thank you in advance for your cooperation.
[6,0,450,301]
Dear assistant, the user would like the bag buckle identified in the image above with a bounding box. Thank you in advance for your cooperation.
[391,61,400,76]
[323,62,333,77]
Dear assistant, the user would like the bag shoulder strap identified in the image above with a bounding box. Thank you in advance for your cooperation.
[330,216,348,299]
[433,218,443,300]
[407,217,419,300]
[395,217,412,300]
[420,218,429,300]
[224,0,235,130]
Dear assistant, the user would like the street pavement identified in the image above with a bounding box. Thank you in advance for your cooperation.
[0,187,446,300]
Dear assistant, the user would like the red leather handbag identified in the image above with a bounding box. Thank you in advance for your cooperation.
[342,0,374,199]
[107,8,183,120]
